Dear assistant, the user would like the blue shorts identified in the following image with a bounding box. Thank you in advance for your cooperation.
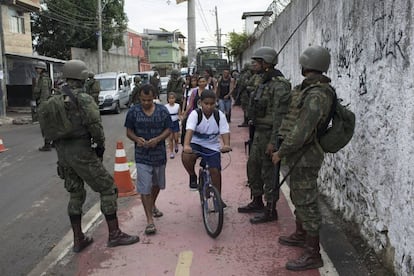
[170,120,180,133]
[135,163,166,195]
[190,143,221,170]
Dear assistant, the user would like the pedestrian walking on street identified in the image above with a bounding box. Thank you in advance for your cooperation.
[217,69,236,123]
[125,84,172,235]
[237,46,291,225]
[33,61,53,151]
[53,60,139,253]
[165,92,182,159]
[272,45,334,271]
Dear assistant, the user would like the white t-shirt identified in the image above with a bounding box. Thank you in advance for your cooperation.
[164,103,180,122]
[186,109,230,152]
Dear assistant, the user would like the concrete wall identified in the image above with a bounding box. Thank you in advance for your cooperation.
[242,0,414,275]
[71,47,140,75]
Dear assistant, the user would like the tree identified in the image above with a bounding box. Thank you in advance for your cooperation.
[31,0,128,60]
[225,32,250,59]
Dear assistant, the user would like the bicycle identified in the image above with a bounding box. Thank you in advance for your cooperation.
[191,149,231,238]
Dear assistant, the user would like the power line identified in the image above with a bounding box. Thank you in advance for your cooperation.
[38,10,95,30]
[48,0,96,17]
[196,0,211,35]
[46,1,97,22]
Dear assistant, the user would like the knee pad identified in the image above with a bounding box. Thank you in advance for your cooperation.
[68,189,86,216]
[100,187,118,215]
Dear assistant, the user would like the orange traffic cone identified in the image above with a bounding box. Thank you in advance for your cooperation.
[114,141,137,197]
[0,137,8,153]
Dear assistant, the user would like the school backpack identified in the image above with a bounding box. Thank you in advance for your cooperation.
[37,86,77,141]
[181,108,220,145]
[195,108,220,126]
[318,85,356,153]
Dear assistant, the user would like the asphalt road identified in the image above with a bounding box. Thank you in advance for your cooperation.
[0,108,131,276]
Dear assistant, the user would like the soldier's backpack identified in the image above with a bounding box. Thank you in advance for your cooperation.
[38,86,77,141]
[317,85,356,153]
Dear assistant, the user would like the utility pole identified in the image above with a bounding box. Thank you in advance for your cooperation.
[97,0,103,73]
[215,6,220,48]
[187,0,196,67]
[0,5,7,117]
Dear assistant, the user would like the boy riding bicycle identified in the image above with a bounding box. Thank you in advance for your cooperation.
[181,90,232,195]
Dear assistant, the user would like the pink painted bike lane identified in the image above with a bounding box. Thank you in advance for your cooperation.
[52,107,324,276]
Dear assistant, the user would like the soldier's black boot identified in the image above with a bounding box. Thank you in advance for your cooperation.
[279,220,306,247]
[105,214,140,247]
[285,234,324,271]
[38,144,52,151]
[70,215,93,253]
[249,202,278,224]
[237,196,264,213]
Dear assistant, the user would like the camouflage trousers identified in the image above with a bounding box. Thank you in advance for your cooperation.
[247,128,278,202]
[240,90,249,113]
[289,166,322,235]
[55,139,118,216]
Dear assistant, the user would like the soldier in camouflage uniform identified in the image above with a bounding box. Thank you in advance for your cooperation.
[167,69,185,110]
[85,72,100,104]
[129,76,142,106]
[237,63,253,127]
[54,60,139,253]
[33,61,53,151]
[272,46,334,271]
[238,47,291,225]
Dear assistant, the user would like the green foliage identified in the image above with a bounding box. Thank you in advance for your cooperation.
[31,0,128,60]
[225,32,250,58]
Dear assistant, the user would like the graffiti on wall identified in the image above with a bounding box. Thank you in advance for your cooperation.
[373,29,407,64]
[323,26,364,79]
[358,66,367,96]
[372,2,408,64]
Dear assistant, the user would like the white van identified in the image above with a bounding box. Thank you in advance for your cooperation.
[95,72,131,113]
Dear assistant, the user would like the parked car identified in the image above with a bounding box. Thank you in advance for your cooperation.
[160,76,170,94]
[95,72,131,114]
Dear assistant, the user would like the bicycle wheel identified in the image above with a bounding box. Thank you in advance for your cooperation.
[202,185,224,238]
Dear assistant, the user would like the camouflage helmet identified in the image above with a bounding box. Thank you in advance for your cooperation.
[62,60,89,80]
[134,76,141,83]
[251,46,278,65]
[35,61,47,70]
[88,72,94,78]
[171,69,180,76]
[299,45,330,73]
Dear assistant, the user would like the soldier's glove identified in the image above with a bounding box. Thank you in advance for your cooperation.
[95,146,105,158]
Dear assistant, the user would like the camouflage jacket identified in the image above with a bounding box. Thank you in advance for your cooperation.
[59,84,105,147]
[85,79,100,100]
[129,84,142,105]
[167,78,185,101]
[33,73,52,103]
[237,70,253,96]
[278,74,334,167]
[248,69,291,139]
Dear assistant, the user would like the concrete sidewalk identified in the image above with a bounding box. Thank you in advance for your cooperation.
[30,106,339,276]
